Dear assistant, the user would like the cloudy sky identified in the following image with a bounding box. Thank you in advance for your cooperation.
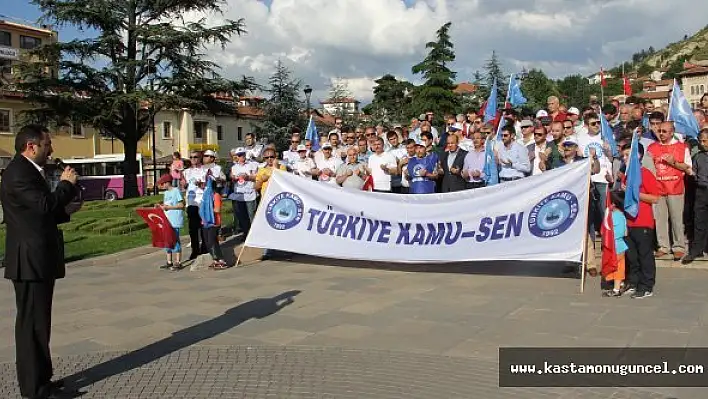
[8,0,708,103]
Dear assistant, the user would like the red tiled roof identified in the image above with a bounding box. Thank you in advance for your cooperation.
[236,106,265,119]
[454,82,477,94]
[679,66,708,77]
[638,91,671,100]
[656,79,674,86]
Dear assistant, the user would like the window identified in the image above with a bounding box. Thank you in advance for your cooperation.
[217,125,224,141]
[193,121,208,140]
[105,161,124,175]
[71,121,84,137]
[19,35,41,49]
[162,121,172,139]
[701,85,706,94]
[237,126,243,141]
[691,86,695,95]
[0,31,10,46]
[0,109,11,133]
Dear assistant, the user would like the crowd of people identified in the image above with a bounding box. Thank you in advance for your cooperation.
[163,93,708,299]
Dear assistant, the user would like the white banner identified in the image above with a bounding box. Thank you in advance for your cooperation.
[245,160,590,263]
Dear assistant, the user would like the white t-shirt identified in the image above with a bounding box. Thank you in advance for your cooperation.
[292,158,316,178]
[367,152,398,192]
[316,156,343,185]
[203,163,225,181]
[229,161,258,202]
[282,149,299,168]
[245,144,264,162]
[183,166,207,206]
[532,143,547,176]
[576,132,612,183]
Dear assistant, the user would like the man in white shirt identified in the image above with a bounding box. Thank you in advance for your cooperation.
[202,149,226,182]
[282,134,301,170]
[314,143,342,185]
[328,117,343,141]
[516,119,535,147]
[292,144,317,179]
[181,151,207,259]
[244,133,264,162]
[386,131,406,193]
[228,147,258,236]
[575,112,613,238]
[366,137,398,192]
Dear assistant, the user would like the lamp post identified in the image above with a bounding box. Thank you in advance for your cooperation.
[148,59,158,195]
[304,84,313,117]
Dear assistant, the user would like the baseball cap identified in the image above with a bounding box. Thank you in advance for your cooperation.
[536,110,549,118]
[519,120,534,128]
[296,144,307,151]
[203,149,217,157]
[418,114,426,121]
[567,107,580,115]
[157,174,172,186]
[235,147,246,155]
[562,139,578,146]
[321,143,333,149]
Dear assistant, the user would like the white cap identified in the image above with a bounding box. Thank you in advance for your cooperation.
[321,143,333,149]
[235,147,246,154]
[536,110,549,118]
[203,149,217,157]
[296,144,307,151]
[567,107,580,115]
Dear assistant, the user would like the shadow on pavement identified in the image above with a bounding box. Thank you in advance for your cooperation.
[287,254,581,279]
[62,290,301,392]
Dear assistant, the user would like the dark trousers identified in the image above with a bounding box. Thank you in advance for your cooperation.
[232,200,253,236]
[690,187,708,257]
[400,186,410,194]
[626,227,656,293]
[391,186,402,194]
[467,181,485,189]
[204,226,224,261]
[186,205,206,256]
[13,280,55,398]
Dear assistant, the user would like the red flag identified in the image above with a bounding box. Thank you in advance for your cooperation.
[136,207,177,248]
[362,175,374,191]
[600,68,607,87]
[623,76,632,96]
[601,188,617,278]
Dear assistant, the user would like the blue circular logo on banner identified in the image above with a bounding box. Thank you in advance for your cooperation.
[265,192,304,231]
[528,191,579,238]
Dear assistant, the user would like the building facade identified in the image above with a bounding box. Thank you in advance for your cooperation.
[679,66,708,108]
[321,97,360,116]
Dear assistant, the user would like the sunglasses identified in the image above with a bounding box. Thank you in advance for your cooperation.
[190,156,200,159]
[292,141,300,143]
[264,155,275,159]
[658,129,672,133]
[501,134,511,137]
[564,125,573,129]
[589,121,599,126]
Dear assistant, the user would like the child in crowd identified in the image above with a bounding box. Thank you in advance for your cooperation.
[157,174,184,271]
[603,190,628,297]
[200,177,228,269]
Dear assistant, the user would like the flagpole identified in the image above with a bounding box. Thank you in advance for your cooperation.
[580,161,593,294]
[667,80,675,121]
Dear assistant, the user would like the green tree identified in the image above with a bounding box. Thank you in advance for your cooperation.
[520,69,557,110]
[664,56,689,79]
[18,0,255,197]
[556,74,599,107]
[254,60,304,152]
[410,22,458,122]
[367,74,414,124]
[483,50,507,105]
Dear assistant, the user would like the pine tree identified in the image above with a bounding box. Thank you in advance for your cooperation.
[368,74,413,125]
[483,50,507,104]
[255,60,304,151]
[410,22,458,122]
[18,0,255,197]
[326,77,356,123]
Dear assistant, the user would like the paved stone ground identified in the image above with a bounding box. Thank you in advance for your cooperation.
[0,240,707,398]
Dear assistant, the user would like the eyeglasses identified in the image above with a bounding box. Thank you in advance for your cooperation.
[589,121,599,126]
[564,125,573,129]
[264,155,275,159]
[501,134,511,137]
[366,133,374,137]
[480,131,492,134]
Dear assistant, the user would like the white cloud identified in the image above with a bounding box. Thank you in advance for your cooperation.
[190,0,708,103]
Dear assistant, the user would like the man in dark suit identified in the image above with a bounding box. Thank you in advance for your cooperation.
[438,134,468,192]
[1,124,78,399]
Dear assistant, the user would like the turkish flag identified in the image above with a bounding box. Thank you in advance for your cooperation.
[136,207,177,248]
[600,187,617,278]
[362,175,374,191]
[623,76,632,96]
[600,68,607,87]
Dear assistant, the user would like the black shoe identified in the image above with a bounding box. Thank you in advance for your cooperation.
[631,290,653,299]
[160,263,172,270]
[681,255,697,265]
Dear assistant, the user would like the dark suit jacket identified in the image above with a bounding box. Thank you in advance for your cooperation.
[440,149,468,192]
[1,155,77,281]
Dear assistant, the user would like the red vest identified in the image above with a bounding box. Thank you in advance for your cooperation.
[647,141,686,195]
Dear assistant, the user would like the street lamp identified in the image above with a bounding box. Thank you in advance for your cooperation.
[304,84,313,116]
